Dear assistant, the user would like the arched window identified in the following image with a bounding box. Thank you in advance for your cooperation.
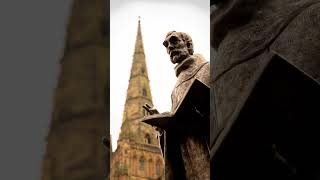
[132,155,137,173]
[148,159,153,176]
[156,160,161,176]
[145,134,151,144]
[141,67,145,74]
[139,157,145,171]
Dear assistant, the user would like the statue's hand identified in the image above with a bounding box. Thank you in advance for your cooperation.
[142,103,159,115]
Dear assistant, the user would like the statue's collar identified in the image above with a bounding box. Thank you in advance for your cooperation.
[174,54,207,77]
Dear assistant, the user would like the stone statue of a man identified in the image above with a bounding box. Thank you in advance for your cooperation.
[144,31,210,179]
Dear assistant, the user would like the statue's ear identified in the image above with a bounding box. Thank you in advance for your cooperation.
[187,43,194,55]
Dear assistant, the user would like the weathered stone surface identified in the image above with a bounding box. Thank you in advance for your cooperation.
[210,0,320,155]
[41,0,109,179]
[65,0,108,50]
[211,0,320,179]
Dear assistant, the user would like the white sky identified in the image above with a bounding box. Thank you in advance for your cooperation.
[110,1,210,151]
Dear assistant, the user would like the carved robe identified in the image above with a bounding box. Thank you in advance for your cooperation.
[164,54,210,180]
[211,0,320,179]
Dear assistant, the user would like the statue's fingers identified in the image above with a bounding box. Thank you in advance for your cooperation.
[142,105,150,113]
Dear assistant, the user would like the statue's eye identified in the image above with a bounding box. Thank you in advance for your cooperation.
[163,41,168,47]
[169,36,179,44]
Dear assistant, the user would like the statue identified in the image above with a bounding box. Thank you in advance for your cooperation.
[143,31,210,179]
[211,0,320,179]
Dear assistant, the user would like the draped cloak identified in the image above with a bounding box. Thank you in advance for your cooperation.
[164,54,210,180]
[211,0,320,179]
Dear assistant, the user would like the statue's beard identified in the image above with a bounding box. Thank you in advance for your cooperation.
[170,49,189,64]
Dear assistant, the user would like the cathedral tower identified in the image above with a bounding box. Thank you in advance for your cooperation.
[41,0,109,179]
[110,18,164,180]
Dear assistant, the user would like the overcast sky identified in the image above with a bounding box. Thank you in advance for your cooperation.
[110,0,210,150]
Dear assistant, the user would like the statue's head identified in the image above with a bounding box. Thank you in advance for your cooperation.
[163,31,194,64]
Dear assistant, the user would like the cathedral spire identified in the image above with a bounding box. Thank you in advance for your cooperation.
[117,18,156,143]
[134,16,145,57]
[111,17,164,180]
[41,0,108,179]
[122,17,153,123]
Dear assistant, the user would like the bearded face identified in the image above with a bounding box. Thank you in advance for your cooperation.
[163,32,193,64]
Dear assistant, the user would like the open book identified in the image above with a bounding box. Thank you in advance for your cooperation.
[141,79,210,132]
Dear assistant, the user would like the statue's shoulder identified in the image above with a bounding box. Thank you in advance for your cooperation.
[193,54,210,87]
[270,2,320,83]
[271,2,320,52]
[176,54,209,84]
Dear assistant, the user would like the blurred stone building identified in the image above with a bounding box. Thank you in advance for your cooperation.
[41,0,109,179]
[110,19,164,180]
